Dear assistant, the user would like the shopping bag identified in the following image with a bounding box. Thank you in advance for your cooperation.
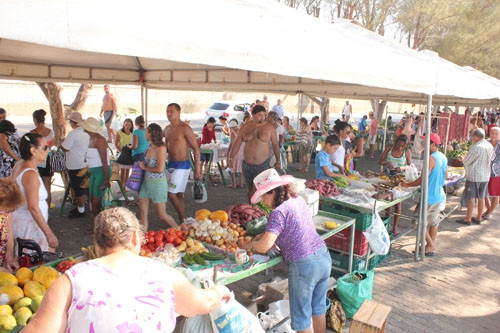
[336,270,374,318]
[405,164,419,182]
[363,211,390,255]
[126,162,145,191]
[102,187,114,210]
[326,289,346,333]
[116,146,133,165]
[49,147,67,173]
[210,293,264,333]
[181,315,213,333]
[192,180,207,203]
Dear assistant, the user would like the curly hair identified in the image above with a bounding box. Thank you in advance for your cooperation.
[94,207,144,250]
[0,178,23,212]
[147,123,164,147]
[267,184,297,208]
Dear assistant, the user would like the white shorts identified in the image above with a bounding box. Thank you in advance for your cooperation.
[166,160,191,193]
[368,134,377,145]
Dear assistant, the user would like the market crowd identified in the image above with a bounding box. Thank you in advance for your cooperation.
[0,92,499,332]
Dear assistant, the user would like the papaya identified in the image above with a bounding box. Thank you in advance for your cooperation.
[209,210,229,222]
[30,295,43,313]
[195,209,211,217]
[14,297,31,311]
[0,272,17,287]
[15,268,33,287]
[0,305,11,316]
[0,285,24,306]
[33,266,59,289]
[23,281,46,299]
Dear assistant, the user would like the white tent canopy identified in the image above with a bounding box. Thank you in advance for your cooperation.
[0,0,499,106]
[0,0,437,102]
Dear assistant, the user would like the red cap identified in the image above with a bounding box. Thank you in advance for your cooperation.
[420,133,441,145]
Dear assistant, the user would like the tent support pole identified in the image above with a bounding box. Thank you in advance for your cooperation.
[382,105,389,155]
[415,95,432,261]
[443,113,451,156]
[145,87,149,124]
[140,84,145,116]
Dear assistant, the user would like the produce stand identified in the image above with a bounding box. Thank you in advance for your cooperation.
[188,212,355,286]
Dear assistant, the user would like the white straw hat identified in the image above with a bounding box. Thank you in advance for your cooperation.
[250,169,294,204]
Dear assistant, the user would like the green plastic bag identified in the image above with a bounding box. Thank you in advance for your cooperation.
[336,270,374,318]
[102,187,115,210]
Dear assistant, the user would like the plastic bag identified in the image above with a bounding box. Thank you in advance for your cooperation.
[210,293,264,333]
[126,162,145,191]
[363,211,390,255]
[336,270,374,318]
[405,164,419,182]
[182,315,213,333]
[192,180,207,203]
[102,187,114,210]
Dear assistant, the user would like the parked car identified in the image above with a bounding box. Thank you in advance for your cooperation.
[204,101,252,125]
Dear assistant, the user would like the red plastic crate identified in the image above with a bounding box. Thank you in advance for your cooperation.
[324,228,369,255]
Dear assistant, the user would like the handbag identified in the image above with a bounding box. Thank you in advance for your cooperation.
[49,147,67,173]
[126,162,145,192]
[116,146,133,165]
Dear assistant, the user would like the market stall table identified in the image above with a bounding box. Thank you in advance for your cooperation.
[188,143,229,187]
[183,212,355,286]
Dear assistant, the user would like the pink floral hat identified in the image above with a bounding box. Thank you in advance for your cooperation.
[251,168,294,204]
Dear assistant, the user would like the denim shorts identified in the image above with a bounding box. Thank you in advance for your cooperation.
[288,245,332,331]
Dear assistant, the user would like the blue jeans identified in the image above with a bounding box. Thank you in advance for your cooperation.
[288,245,331,331]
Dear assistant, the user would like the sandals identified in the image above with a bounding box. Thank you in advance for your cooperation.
[455,219,472,225]
[481,213,490,219]
[471,217,485,224]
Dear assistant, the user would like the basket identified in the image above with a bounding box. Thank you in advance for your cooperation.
[329,250,366,273]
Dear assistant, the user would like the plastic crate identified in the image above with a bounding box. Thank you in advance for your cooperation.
[321,204,372,231]
[325,228,369,255]
[329,249,366,273]
[368,246,392,270]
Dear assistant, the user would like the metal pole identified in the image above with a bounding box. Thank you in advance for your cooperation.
[140,84,145,116]
[415,95,433,261]
[145,87,149,124]
[444,113,451,156]
[382,105,389,155]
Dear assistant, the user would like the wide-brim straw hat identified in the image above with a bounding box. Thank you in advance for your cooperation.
[79,117,101,134]
[250,168,294,204]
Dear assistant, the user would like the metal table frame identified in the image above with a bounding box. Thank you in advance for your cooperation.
[188,148,226,187]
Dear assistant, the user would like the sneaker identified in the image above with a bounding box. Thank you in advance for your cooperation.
[69,208,85,218]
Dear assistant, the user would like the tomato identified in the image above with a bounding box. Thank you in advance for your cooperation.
[146,230,155,237]
[181,235,186,241]
[174,237,182,246]
[175,230,183,238]
[166,235,176,244]
[147,236,154,244]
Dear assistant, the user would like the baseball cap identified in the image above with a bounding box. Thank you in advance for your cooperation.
[420,133,441,145]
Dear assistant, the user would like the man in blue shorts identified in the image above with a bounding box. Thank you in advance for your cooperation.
[164,103,201,223]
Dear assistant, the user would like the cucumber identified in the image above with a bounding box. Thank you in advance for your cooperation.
[182,254,195,265]
[192,253,208,266]
[200,252,225,261]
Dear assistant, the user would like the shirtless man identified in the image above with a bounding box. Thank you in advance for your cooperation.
[163,103,201,223]
[99,85,117,143]
[229,105,281,201]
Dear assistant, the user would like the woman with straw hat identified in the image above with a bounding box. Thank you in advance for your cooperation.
[79,117,111,219]
[246,168,331,333]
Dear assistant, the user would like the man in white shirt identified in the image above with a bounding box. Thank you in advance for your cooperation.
[61,112,90,218]
[342,101,352,122]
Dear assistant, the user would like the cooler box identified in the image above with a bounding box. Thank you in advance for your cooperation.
[299,189,319,216]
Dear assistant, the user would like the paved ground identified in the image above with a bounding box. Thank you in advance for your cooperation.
[48,151,499,332]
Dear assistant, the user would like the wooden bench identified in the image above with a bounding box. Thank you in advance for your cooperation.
[350,300,392,333]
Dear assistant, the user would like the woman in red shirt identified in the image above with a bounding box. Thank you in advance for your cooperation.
[201,117,216,174]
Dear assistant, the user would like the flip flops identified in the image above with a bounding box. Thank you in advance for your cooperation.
[412,250,435,256]
[481,213,490,219]
[471,217,485,224]
[455,219,472,225]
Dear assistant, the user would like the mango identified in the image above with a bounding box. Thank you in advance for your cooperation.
[33,266,59,289]
[325,221,338,230]
[15,268,33,287]
[0,273,17,287]
[0,305,11,316]
[0,285,24,306]
[23,281,46,299]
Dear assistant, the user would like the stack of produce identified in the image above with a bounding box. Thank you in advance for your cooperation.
[305,179,341,197]
[140,228,188,257]
[333,177,349,188]
[0,267,57,330]
[223,204,267,226]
